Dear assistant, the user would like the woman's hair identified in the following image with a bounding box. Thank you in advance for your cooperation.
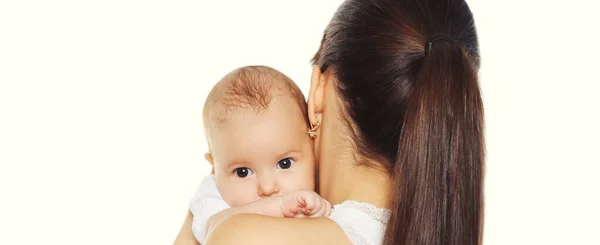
[312,0,484,244]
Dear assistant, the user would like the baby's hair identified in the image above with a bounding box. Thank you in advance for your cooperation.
[203,66,309,145]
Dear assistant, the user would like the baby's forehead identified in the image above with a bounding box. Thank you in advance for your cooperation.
[211,93,304,123]
[209,102,309,165]
[214,97,306,131]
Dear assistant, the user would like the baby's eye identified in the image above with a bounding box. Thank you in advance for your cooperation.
[277,158,295,170]
[234,167,253,178]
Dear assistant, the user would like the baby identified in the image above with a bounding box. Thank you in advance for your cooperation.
[189,65,331,243]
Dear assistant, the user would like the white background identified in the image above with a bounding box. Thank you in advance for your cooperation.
[1,0,599,244]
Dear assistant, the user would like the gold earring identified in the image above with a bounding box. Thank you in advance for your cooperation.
[307,116,320,139]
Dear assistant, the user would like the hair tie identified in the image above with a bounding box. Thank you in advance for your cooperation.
[425,34,457,56]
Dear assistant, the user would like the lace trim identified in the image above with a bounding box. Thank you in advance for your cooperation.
[332,200,391,224]
[333,217,371,245]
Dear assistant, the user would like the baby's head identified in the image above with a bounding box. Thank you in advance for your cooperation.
[203,66,315,207]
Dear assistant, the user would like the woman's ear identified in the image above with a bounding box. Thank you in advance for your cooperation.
[308,65,326,126]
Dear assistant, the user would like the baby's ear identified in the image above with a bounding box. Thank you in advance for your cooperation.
[204,153,215,174]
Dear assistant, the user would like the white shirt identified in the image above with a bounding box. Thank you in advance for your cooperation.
[329,200,390,245]
[189,175,390,245]
[188,175,229,244]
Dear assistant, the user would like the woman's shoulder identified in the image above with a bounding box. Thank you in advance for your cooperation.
[329,200,391,245]
[204,201,390,245]
[204,213,352,245]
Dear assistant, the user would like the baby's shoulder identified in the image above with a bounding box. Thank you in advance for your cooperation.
[189,175,222,205]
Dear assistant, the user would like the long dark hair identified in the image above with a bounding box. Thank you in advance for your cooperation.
[312,0,484,244]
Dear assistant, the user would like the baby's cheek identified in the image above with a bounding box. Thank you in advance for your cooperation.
[303,176,316,191]
[299,162,316,191]
[217,180,258,207]
[285,171,315,192]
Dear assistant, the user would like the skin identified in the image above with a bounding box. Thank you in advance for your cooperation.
[207,98,316,207]
[205,189,332,236]
[173,67,392,245]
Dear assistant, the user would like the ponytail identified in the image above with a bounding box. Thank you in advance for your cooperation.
[310,1,483,244]
[384,40,485,245]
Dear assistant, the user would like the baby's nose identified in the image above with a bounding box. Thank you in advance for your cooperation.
[258,177,279,197]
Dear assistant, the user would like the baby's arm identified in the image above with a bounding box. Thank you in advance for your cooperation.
[206,190,332,235]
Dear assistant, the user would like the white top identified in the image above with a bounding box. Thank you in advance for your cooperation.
[329,200,391,245]
[188,175,230,244]
[189,175,391,245]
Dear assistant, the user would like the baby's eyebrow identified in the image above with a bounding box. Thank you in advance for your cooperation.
[226,160,248,169]
[275,149,301,160]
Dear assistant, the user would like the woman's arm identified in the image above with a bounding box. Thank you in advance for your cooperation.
[204,213,352,245]
[173,210,201,245]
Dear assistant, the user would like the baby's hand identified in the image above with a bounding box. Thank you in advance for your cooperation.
[280,190,332,218]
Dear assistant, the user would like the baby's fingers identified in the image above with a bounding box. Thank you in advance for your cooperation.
[324,199,332,217]
[309,195,322,214]
[281,196,302,217]
[308,198,330,217]
[299,192,317,214]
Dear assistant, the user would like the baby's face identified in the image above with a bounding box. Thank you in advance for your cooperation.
[210,100,315,207]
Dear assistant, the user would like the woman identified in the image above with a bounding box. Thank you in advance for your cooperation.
[179,0,484,244]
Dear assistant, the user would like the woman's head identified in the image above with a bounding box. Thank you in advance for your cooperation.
[307,0,484,244]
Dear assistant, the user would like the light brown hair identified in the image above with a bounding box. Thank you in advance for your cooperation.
[203,66,309,146]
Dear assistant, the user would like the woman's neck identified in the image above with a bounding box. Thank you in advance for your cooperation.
[318,140,392,209]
